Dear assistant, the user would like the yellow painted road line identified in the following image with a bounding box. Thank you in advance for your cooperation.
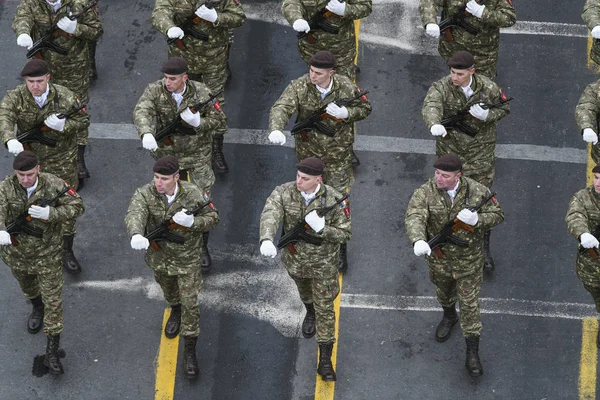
[155,308,179,400]
[579,318,598,400]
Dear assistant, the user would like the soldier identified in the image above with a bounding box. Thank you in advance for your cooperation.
[583,0,600,66]
[0,59,89,275]
[405,154,504,376]
[575,78,600,164]
[152,0,246,173]
[0,151,84,375]
[419,0,516,80]
[88,0,102,80]
[13,0,103,185]
[422,51,509,270]
[133,57,226,274]
[268,50,370,273]
[125,156,219,379]
[259,157,351,381]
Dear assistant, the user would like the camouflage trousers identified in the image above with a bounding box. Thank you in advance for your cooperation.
[591,39,600,66]
[173,44,228,104]
[154,268,202,337]
[592,144,600,165]
[290,273,340,343]
[52,69,91,146]
[179,164,214,196]
[438,39,498,81]
[583,283,600,313]
[323,165,354,194]
[11,264,64,336]
[298,35,357,82]
[429,263,483,337]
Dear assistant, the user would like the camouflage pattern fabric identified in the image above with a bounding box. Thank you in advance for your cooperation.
[0,83,90,190]
[155,268,202,337]
[583,0,600,66]
[133,79,227,191]
[269,74,371,193]
[583,283,600,313]
[291,274,339,343]
[13,0,103,145]
[282,0,372,82]
[419,0,516,80]
[575,78,600,164]
[422,73,509,188]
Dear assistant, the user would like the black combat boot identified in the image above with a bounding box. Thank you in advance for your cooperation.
[483,230,495,270]
[28,295,44,334]
[351,150,360,167]
[165,304,181,339]
[183,336,199,379]
[212,134,228,173]
[201,232,212,274]
[77,145,91,181]
[88,40,98,80]
[302,303,316,338]
[465,336,483,377]
[62,234,82,274]
[317,342,336,382]
[435,304,459,342]
[44,334,64,375]
[338,243,348,273]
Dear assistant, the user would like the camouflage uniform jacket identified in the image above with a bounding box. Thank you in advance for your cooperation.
[566,186,600,286]
[13,0,103,70]
[575,78,600,163]
[0,172,84,273]
[259,182,351,279]
[269,74,371,170]
[405,176,504,278]
[125,180,219,275]
[422,73,509,175]
[0,83,89,183]
[133,79,227,170]
[583,0,600,65]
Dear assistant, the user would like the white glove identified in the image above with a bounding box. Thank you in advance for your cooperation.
[57,17,77,34]
[425,23,440,38]
[44,114,66,132]
[268,130,286,145]
[180,108,201,128]
[29,205,50,220]
[173,209,194,228]
[326,0,346,16]
[7,139,24,155]
[292,19,310,33]
[469,104,489,121]
[413,240,431,256]
[325,103,349,119]
[167,27,184,39]
[195,5,218,23]
[131,234,149,250]
[583,128,599,145]
[593,26,600,39]
[581,232,600,249]
[465,0,485,19]
[430,124,447,137]
[260,240,277,258]
[304,210,325,233]
[457,209,478,226]
[17,33,33,49]
[0,230,11,245]
[142,134,158,151]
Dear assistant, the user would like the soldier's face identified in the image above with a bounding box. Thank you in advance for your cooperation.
[153,172,179,195]
[163,73,188,93]
[309,66,334,89]
[450,67,474,87]
[296,171,322,193]
[434,169,461,190]
[15,166,40,189]
[25,75,50,97]
[594,173,600,193]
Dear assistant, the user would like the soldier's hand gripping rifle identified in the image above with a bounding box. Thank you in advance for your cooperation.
[27,0,99,59]
[441,96,513,138]
[6,182,76,246]
[297,2,342,44]
[579,225,600,259]
[145,198,215,251]
[277,193,349,254]
[17,101,86,150]
[154,89,223,146]
[167,0,220,49]
[428,191,496,259]
[291,91,368,141]
[438,0,484,42]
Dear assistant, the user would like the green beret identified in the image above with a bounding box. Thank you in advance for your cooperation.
[433,154,462,172]
[13,150,38,171]
[153,156,179,175]
[309,51,336,69]
[161,57,188,75]
[20,59,49,77]
[447,51,475,70]
[296,157,324,176]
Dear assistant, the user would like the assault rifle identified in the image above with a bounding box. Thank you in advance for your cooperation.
[438,0,484,42]
[6,183,76,246]
[27,0,99,59]
[145,199,215,251]
[17,101,86,150]
[277,193,349,254]
[167,0,220,49]
[441,97,513,138]
[579,225,600,259]
[291,91,368,140]
[428,191,496,259]
[153,89,223,146]
[297,3,342,44]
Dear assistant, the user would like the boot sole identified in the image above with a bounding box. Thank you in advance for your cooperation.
[27,325,43,334]
[302,330,316,338]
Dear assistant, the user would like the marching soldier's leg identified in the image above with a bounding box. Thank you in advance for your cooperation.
[483,230,495,270]
[154,270,181,339]
[202,54,229,173]
[225,29,234,83]
[62,219,82,274]
[314,275,339,382]
[583,283,600,347]
[39,265,65,375]
[429,262,459,342]
[323,168,353,273]
[592,143,600,165]
[179,269,201,378]
[88,40,98,80]
[189,167,215,273]
[201,231,212,273]
[457,270,484,377]
[291,276,317,339]
[11,269,44,334]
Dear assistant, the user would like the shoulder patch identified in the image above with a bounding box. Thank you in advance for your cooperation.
[64,182,77,197]
[213,99,222,112]
[340,198,350,218]
[506,0,512,5]
[498,88,507,102]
